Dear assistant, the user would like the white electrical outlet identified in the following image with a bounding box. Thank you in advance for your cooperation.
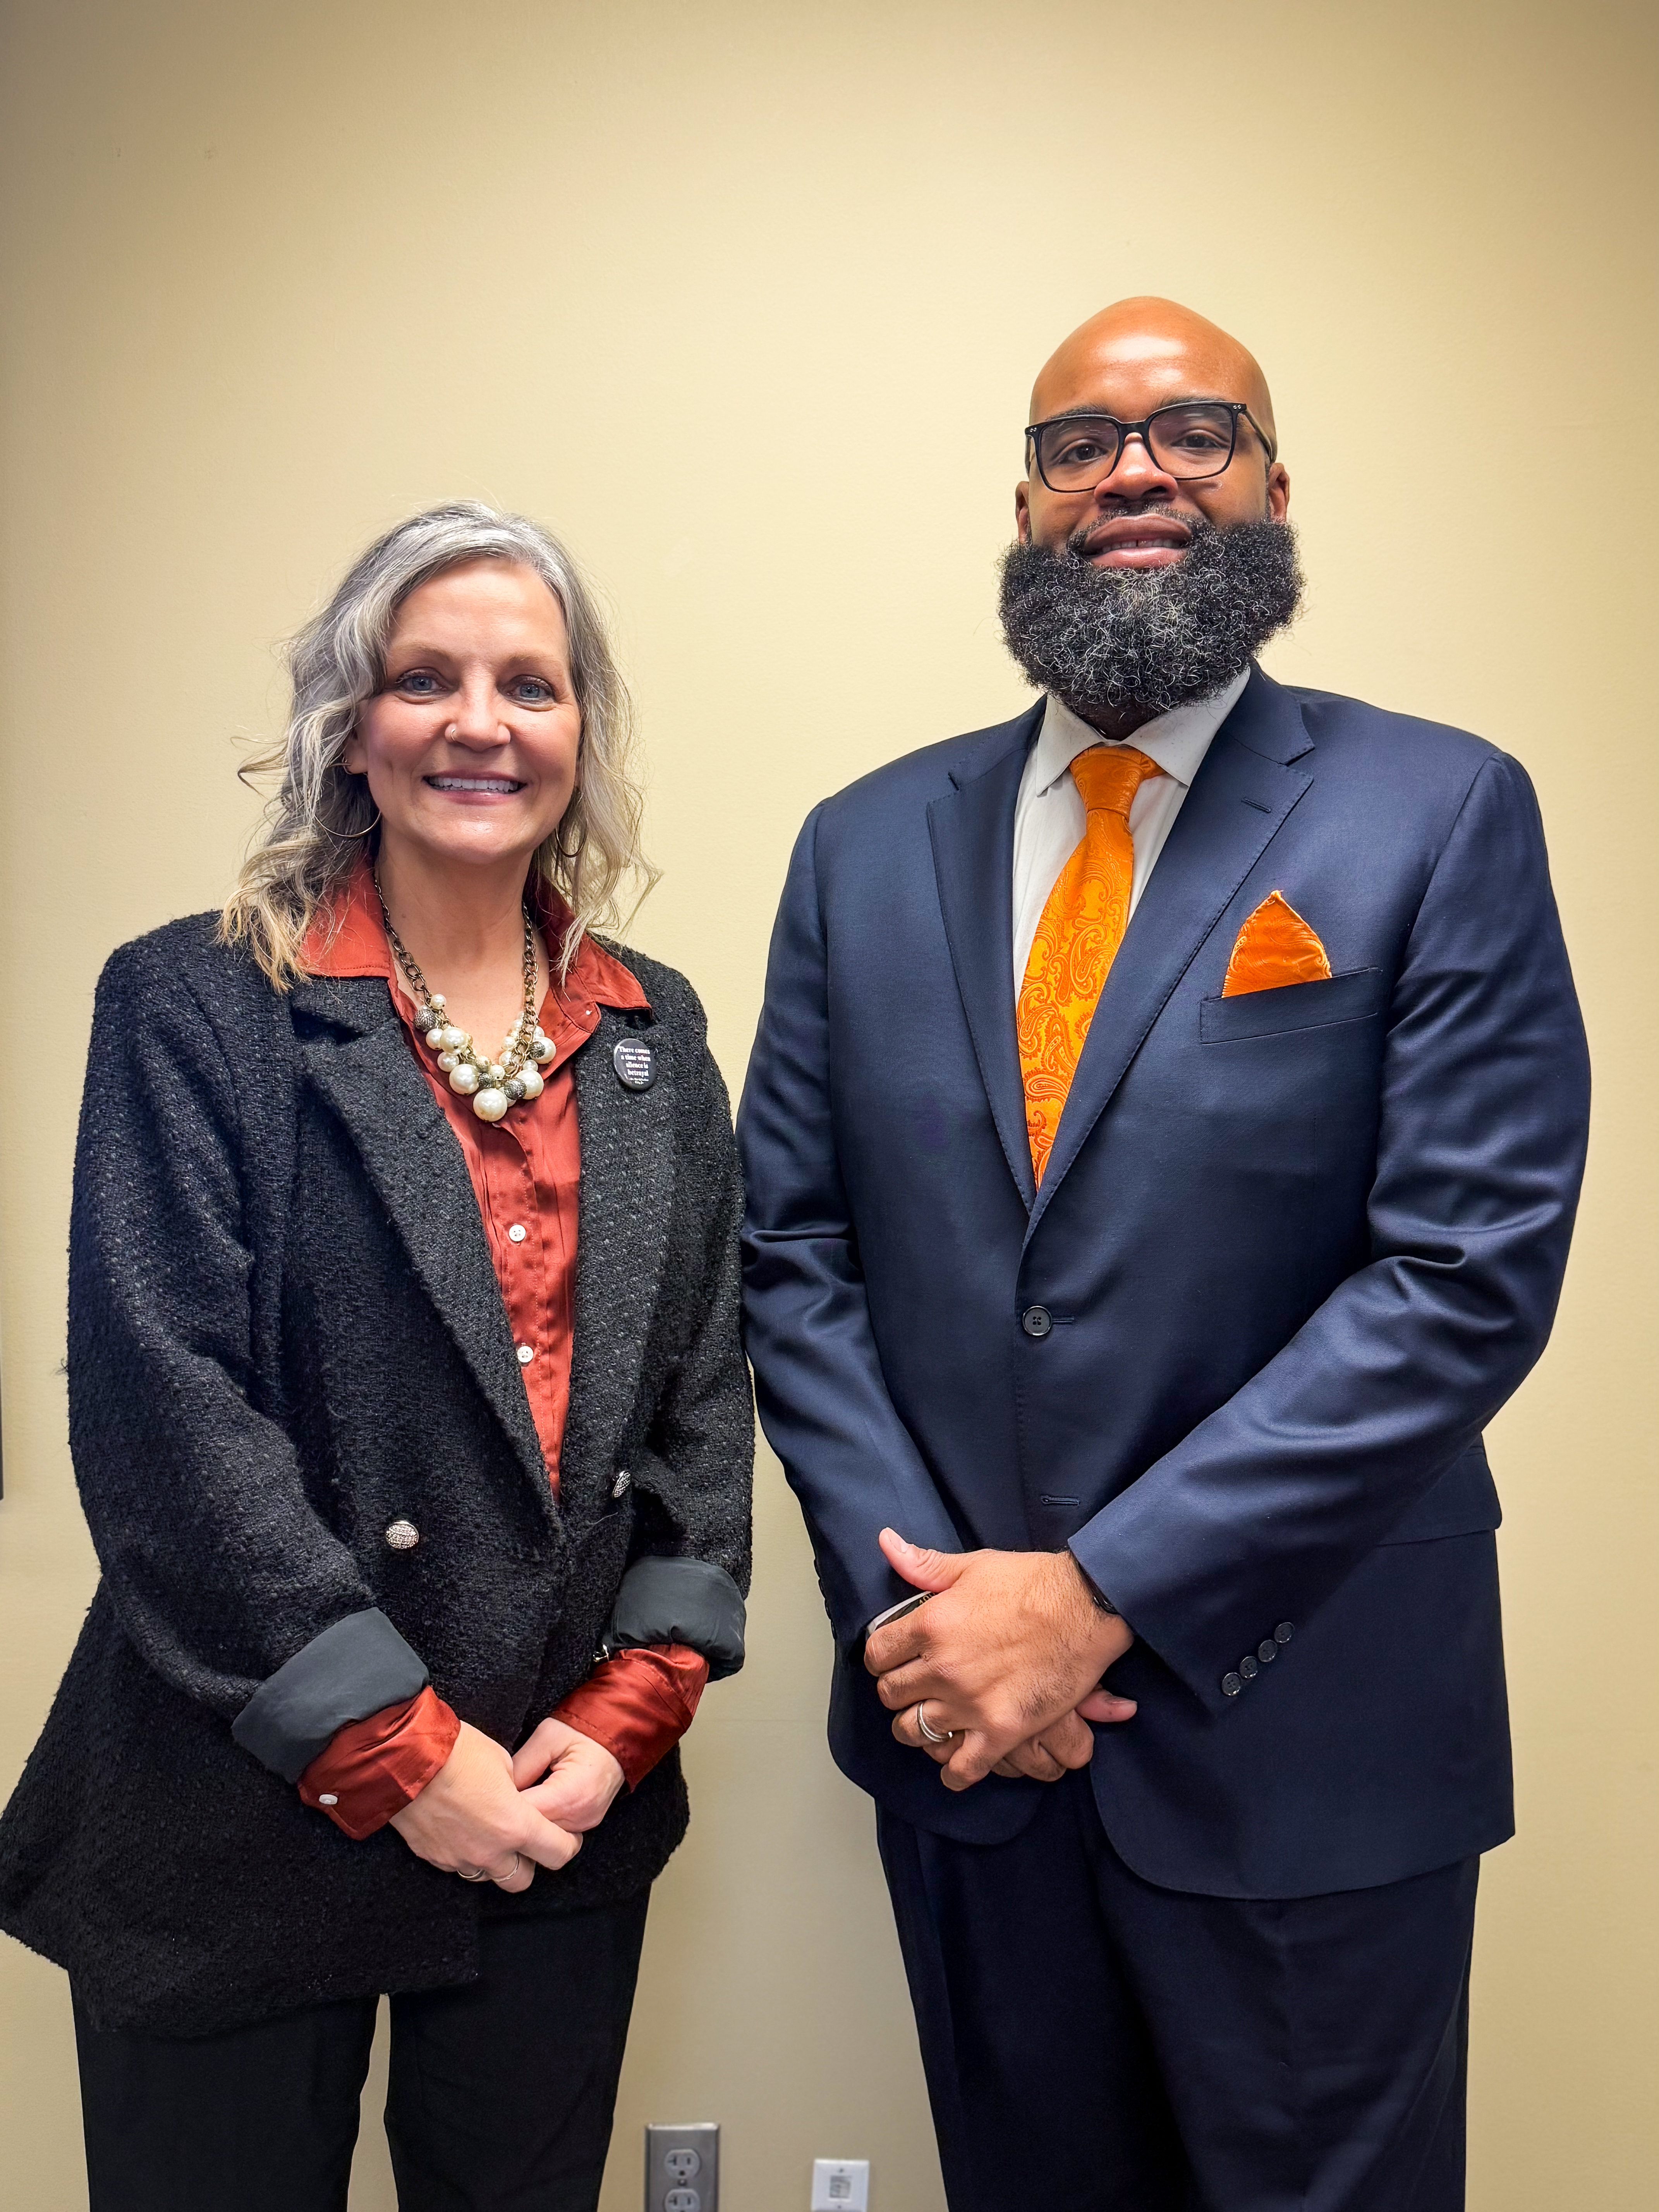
[646,2123,719,2212]
[811,2158,870,2210]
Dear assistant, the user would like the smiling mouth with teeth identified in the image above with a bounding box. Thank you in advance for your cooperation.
[425,775,526,793]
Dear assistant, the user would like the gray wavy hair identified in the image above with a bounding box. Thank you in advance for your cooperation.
[222,501,656,988]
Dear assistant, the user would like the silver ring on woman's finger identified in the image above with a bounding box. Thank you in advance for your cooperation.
[915,1702,957,1745]
[457,1866,490,1882]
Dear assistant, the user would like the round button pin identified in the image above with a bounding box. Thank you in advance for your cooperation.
[613,1037,656,1091]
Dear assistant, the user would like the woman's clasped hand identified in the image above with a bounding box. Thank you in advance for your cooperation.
[388,1720,618,1891]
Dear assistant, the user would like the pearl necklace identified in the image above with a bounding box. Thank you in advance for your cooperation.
[374,875,556,1123]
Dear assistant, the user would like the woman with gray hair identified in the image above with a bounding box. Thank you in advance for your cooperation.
[0,503,753,2210]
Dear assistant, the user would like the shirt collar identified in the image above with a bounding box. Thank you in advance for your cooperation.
[1030,666,1250,799]
[300,857,651,1015]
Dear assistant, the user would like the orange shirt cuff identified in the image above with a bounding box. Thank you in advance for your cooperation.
[299,1685,460,1840]
[554,1644,709,1789]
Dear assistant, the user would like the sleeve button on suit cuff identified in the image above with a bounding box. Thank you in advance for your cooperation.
[1257,1640,1279,1664]
[1221,1671,1244,1697]
[1274,1622,1295,1643]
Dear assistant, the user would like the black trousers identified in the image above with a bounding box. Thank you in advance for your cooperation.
[74,1893,650,2212]
[879,1770,1476,2212]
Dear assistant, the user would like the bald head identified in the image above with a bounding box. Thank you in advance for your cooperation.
[1030,296,1276,451]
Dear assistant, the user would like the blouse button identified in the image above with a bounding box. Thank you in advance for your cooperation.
[515,1344,535,1366]
[318,1794,339,1807]
[508,1224,527,1243]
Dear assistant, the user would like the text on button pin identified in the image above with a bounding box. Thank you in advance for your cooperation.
[613,1037,656,1090]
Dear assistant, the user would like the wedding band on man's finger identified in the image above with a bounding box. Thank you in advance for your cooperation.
[914,1702,958,1746]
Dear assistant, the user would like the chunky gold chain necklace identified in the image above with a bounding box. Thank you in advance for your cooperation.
[374,874,555,1123]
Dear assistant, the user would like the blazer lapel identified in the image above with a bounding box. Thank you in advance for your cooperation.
[560,1003,677,1523]
[1026,669,1316,1240]
[927,702,1045,1209]
[294,979,553,1515]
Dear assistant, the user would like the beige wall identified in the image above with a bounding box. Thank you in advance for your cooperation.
[2,2,1654,2204]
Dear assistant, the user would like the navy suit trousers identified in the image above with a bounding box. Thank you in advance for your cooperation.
[879,1770,1475,2212]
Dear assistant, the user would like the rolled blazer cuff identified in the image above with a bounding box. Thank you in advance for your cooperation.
[231,1609,431,1782]
[603,1558,747,1681]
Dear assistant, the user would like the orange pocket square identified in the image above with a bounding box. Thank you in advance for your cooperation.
[1222,891,1331,997]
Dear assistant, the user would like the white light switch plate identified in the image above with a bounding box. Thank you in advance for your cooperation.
[811,2158,870,2210]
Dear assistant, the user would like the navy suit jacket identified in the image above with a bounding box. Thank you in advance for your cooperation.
[737,669,1589,1898]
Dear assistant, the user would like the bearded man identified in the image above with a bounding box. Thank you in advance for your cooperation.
[738,298,1589,2210]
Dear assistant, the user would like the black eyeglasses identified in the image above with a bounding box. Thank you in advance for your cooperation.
[1024,401,1277,492]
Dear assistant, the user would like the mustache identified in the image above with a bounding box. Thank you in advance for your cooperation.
[1065,504,1196,558]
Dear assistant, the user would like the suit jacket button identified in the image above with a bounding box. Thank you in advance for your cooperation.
[1221,1671,1244,1697]
[384,1519,419,1551]
[1021,1305,1053,1339]
[1239,1653,1259,1680]
[1257,1639,1278,1664]
[1274,1621,1294,1644]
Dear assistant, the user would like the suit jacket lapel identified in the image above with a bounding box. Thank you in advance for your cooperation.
[928,702,1044,1209]
[294,978,553,1515]
[1025,669,1316,1240]
[560,1002,677,1524]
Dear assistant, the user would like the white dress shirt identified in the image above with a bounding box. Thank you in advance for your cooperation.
[1010,669,1250,996]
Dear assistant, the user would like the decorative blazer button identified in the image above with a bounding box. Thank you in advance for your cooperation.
[1221,1671,1244,1697]
[1239,1653,1259,1680]
[1274,1621,1295,1644]
[384,1519,420,1551]
[1021,1305,1053,1339]
[1258,1639,1279,1664]
[612,1470,631,1499]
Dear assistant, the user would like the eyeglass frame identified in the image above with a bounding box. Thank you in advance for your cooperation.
[1023,399,1278,492]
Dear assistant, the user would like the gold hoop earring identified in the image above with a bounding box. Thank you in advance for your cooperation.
[339,810,381,838]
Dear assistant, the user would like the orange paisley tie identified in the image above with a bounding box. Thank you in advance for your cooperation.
[1018,745,1163,1183]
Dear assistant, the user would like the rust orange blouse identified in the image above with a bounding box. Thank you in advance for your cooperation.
[294,864,707,1840]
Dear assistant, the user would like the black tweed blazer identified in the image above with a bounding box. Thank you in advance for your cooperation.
[0,916,752,2034]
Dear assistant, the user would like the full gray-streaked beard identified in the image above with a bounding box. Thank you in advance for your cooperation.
[997,512,1304,721]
